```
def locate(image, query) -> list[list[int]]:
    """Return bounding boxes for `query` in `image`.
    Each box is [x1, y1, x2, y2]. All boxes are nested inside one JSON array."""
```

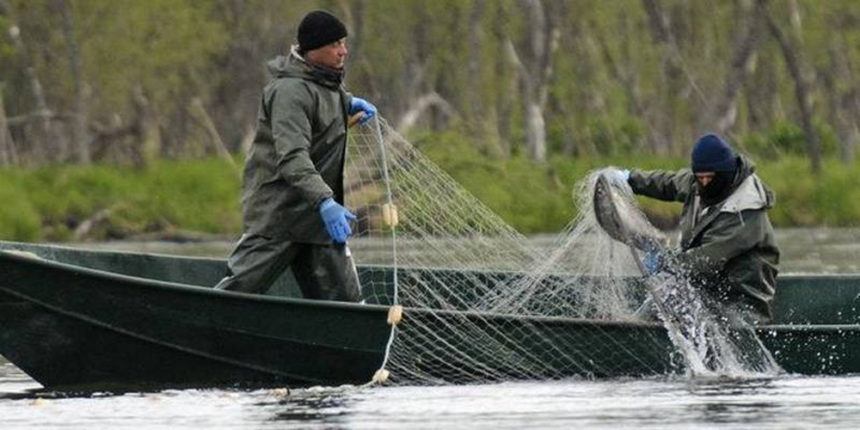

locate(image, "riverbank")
[[1, 154, 858, 242]]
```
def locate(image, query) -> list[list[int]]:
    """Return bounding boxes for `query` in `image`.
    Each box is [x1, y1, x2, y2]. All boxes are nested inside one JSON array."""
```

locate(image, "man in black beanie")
[[611, 133, 780, 324], [214, 10, 376, 301]]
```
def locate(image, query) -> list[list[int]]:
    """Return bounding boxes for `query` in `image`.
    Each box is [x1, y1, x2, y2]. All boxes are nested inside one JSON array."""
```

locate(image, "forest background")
[[1, 0, 859, 242]]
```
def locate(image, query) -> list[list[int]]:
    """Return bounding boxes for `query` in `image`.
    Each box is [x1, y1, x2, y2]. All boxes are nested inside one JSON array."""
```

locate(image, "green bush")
[[141, 159, 242, 233], [420, 134, 860, 232], [757, 157, 817, 226], [584, 116, 646, 157], [760, 157, 860, 227], [0, 159, 241, 241], [1, 132, 859, 243], [0, 173, 41, 241], [741, 120, 840, 161]]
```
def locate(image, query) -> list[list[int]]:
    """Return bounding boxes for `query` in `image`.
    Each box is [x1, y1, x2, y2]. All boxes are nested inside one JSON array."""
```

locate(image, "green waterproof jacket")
[[628, 155, 780, 322], [241, 49, 352, 244]]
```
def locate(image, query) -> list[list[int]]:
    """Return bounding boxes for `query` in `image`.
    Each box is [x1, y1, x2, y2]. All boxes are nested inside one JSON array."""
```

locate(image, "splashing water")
[[588, 168, 782, 378]]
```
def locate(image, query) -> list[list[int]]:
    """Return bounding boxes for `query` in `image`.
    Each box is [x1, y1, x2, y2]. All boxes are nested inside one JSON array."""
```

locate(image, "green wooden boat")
[[1, 241, 859, 391]]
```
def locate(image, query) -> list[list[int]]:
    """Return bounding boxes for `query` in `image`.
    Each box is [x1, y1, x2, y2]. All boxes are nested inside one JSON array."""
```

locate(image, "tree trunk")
[[760, 0, 820, 174], [507, 0, 559, 163], [492, 3, 514, 158], [239, 123, 255, 157], [709, 1, 765, 135], [641, 0, 681, 154], [823, 43, 854, 164], [525, 96, 546, 161], [190, 97, 238, 170], [466, 0, 484, 123], [7, 16, 56, 163], [465, 0, 503, 158], [0, 86, 18, 165], [828, 21, 858, 164], [589, 15, 656, 154], [641, 0, 707, 154], [133, 86, 160, 167], [839, 87, 860, 164], [57, 0, 89, 164]]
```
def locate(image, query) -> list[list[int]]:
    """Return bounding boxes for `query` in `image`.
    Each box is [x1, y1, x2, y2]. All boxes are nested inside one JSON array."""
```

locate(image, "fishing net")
[[344, 117, 779, 384]]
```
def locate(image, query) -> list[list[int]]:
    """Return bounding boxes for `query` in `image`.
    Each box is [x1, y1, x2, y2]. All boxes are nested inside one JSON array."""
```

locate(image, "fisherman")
[[215, 10, 376, 301], [612, 134, 780, 324]]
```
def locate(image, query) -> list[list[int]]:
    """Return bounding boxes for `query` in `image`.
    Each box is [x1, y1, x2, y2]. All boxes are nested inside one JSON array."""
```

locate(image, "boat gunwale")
[[4, 240, 860, 282], [3, 242, 860, 331], [0, 248, 389, 315]]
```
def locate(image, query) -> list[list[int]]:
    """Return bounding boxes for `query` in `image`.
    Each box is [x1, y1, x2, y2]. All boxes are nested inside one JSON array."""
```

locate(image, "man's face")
[[695, 172, 715, 187], [306, 38, 348, 69]]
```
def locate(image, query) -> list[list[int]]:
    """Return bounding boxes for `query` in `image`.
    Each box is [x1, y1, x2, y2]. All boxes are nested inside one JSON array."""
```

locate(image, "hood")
[[719, 154, 775, 213], [265, 46, 344, 88], [265, 55, 296, 79]]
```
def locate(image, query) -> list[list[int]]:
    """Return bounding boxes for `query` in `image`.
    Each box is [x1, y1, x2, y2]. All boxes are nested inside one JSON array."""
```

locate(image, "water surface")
[[3, 229, 860, 428], [70, 227, 860, 274], [3, 360, 859, 429]]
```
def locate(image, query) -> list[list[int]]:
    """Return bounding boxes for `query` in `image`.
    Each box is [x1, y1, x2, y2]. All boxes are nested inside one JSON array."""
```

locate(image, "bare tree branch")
[[189, 97, 238, 171], [397, 91, 460, 134]]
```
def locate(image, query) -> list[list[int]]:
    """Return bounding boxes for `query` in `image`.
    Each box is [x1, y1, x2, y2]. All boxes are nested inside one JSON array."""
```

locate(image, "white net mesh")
[[344, 118, 779, 384]]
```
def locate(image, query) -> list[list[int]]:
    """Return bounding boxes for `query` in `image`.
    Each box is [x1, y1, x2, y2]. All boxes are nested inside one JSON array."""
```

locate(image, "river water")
[[3, 363, 860, 429], [3, 228, 860, 429]]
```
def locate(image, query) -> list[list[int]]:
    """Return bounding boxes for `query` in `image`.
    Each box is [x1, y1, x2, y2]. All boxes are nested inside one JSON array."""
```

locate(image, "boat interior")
[[2, 241, 859, 326]]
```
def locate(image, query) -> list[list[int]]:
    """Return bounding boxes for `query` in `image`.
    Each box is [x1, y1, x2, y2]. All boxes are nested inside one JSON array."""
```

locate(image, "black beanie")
[[298, 10, 347, 52], [691, 134, 737, 173]]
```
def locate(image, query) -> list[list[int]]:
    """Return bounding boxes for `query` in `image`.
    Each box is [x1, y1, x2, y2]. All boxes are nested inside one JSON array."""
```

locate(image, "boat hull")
[[2, 241, 860, 390], [0, 249, 392, 391]]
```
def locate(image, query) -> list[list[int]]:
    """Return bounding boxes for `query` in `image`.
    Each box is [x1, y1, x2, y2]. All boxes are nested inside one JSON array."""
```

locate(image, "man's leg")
[[291, 243, 362, 302], [214, 233, 300, 294]]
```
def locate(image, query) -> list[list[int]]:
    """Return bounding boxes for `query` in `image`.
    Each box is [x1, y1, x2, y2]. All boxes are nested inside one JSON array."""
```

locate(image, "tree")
[[760, 0, 821, 173], [56, 0, 87, 164], [506, 0, 559, 162], [706, 0, 766, 137]]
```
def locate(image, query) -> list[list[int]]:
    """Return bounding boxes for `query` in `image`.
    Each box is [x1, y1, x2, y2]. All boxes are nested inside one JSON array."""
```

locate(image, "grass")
[[0, 141, 858, 242], [0, 159, 241, 241]]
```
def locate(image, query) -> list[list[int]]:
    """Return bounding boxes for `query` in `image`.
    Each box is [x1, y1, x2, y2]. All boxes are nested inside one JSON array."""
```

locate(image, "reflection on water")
[[262, 387, 354, 424], [0, 360, 40, 398], [3, 356, 860, 429], [3, 357, 795, 429]]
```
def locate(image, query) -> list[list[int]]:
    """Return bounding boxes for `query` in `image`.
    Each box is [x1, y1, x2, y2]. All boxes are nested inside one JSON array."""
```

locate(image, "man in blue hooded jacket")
[[616, 134, 780, 323]]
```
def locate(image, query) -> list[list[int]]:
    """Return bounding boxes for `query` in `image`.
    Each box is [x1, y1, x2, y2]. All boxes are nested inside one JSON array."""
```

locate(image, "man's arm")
[[270, 82, 333, 208], [628, 168, 694, 203]]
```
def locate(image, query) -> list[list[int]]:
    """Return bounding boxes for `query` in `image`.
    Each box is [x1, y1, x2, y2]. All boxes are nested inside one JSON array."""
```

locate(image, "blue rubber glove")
[[319, 198, 357, 244], [349, 96, 377, 125], [643, 249, 663, 275]]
